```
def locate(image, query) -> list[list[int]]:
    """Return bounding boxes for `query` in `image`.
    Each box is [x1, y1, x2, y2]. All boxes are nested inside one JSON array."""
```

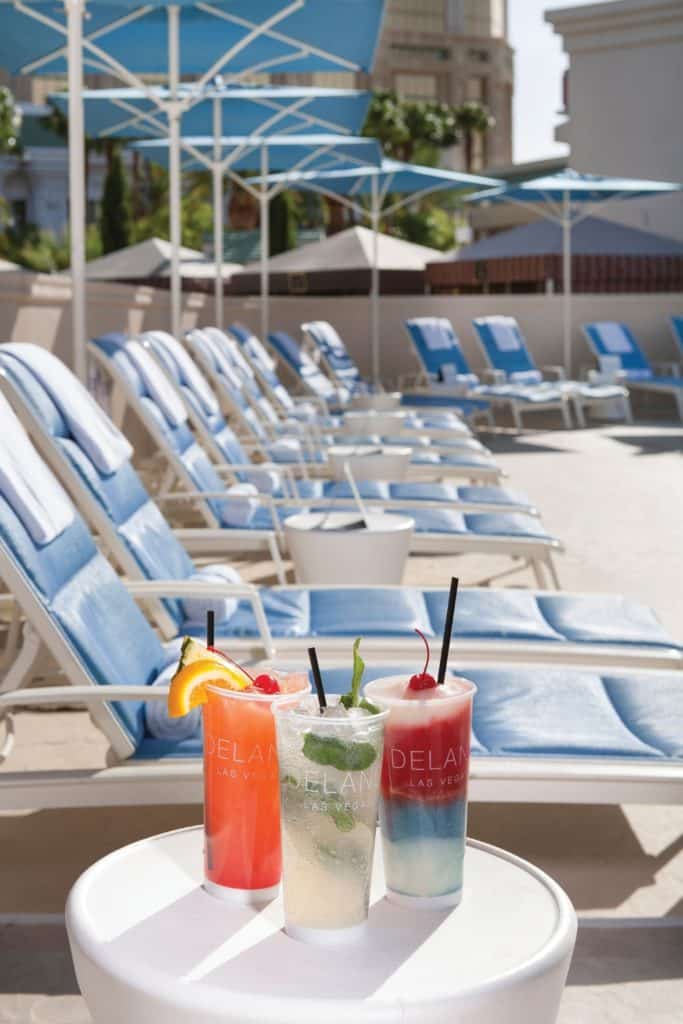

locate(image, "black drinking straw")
[[206, 610, 215, 649], [437, 577, 459, 686], [308, 646, 327, 714]]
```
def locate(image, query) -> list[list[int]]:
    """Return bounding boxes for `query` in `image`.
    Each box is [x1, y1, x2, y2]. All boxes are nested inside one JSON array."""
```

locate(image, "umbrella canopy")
[[0, 0, 386, 375], [454, 215, 683, 261], [231, 224, 443, 296], [259, 157, 500, 210], [466, 169, 683, 371], [85, 237, 241, 281], [243, 225, 442, 273], [49, 85, 370, 140], [132, 134, 382, 174], [0, 1, 385, 78], [254, 157, 502, 382], [468, 169, 682, 206]]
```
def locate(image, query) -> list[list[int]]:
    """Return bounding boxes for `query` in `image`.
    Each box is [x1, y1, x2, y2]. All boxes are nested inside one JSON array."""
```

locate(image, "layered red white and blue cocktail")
[[364, 658, 475, 907]]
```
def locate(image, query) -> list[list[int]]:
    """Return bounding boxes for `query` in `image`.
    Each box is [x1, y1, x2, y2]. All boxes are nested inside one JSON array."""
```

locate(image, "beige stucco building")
[[546, 0, 683, 240], [279, 1, 514, 171]]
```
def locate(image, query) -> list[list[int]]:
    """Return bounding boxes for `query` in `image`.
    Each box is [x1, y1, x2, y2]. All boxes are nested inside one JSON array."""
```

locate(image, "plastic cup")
[[363, 674, 476, 909], [202, 677, 308, 904], [273, 695, 388, 944]]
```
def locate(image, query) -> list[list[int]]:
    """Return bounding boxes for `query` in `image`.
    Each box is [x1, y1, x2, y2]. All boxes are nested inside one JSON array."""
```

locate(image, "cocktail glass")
[[203, 675, 308, 903], [363, 674, 476, 908], [273, 695, 388, 943]]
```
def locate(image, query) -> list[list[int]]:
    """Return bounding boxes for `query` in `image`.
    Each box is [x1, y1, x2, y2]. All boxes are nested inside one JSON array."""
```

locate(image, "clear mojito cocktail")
[[364, 642, 475, 907], [274, 695, 388, 942]]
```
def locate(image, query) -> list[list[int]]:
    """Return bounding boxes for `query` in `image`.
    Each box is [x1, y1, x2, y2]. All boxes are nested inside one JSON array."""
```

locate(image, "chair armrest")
[[0, 685, 169, 711], [542, 365, 567, 381], [482, 368, 507, 385], [652, 361, 681, 377]]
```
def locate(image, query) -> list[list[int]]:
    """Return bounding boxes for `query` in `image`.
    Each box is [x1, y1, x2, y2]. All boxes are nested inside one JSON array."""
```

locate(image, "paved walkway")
[[1, 422, 682, 1021]]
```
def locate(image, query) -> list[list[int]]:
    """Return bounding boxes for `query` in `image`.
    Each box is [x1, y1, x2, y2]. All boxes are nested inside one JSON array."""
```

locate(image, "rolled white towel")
[[220, 482, 260, 527], [180, 563, 243, 626]]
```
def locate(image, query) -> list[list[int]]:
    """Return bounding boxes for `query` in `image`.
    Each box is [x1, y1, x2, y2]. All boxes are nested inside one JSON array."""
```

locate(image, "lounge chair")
[[184, 328, 505, 484], [405, 316, 575, 431], [0, 403, 679, 811], [583, 321, 683, 422], [198, 324, 491, 458], [13, 342, 562, 587], [229, 321, 481, 445], [473, 316, 632, 427], [269, 328, 493, 424], [147, 332, 536, 519]]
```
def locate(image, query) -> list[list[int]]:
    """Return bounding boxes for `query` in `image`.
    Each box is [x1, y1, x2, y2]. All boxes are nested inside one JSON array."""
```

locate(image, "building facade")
[[546, 0, 683, 241]]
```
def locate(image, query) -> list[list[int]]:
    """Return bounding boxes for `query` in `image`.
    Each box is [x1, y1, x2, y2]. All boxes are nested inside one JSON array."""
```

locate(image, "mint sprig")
[[302, 732, 376, 771], [340, 637, 375, 711]]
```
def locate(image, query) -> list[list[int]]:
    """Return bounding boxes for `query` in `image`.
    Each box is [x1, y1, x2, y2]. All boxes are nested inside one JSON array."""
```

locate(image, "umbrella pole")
[[260, 144, 269, 343], [562, 192, 572, 375], [66, 0, 87, 381], [168, 5, 181, 339], [212, 97, 223, 330], [370, 174, 380, 388]]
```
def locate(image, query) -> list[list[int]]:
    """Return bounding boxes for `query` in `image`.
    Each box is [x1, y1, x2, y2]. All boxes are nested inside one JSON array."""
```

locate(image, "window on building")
[[467, 48, 490, 64], [394, 73, 439, 101], [465, 75, 488, 103], [386, 0, 444, 34], [390, 43, 450, 62]]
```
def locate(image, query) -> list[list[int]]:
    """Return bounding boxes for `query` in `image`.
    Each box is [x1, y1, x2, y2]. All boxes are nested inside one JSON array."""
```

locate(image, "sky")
[[509, 0, 600, 164]]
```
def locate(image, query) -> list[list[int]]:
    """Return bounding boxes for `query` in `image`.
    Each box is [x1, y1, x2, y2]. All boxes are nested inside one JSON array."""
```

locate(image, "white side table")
[[327, 445, 413, 481], [67, 826, 576, 1024], [341, 410, 409, 436], [350, 392, 402, 412], [284, 511, 414, 584]]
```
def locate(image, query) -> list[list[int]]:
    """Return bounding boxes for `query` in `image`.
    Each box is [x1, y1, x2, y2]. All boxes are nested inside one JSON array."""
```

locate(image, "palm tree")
[[454, 102, 495, 172]]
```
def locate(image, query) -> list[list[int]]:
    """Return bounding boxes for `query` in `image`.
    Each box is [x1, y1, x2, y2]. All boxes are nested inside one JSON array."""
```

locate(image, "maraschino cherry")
[[253, 673, 281, 694], [408, 629, 438, 691]]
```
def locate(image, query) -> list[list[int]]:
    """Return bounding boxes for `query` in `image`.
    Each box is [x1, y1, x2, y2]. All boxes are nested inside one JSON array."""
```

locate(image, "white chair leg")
[[531, 558, 546, 588], [622, 395, 634, 424], [561, 399, 574, 429], [510, 402, 523, 432], [545, 554, 562, 591], [0, 621, 42, 695]]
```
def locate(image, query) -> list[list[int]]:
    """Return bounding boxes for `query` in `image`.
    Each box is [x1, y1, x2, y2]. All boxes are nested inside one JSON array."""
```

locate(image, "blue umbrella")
[[465, 169, 683, 372], [134, 133, 383, 341], [255, 158, 501, 382], [0, 0, 386, 374], [50, 84, 371, 326]]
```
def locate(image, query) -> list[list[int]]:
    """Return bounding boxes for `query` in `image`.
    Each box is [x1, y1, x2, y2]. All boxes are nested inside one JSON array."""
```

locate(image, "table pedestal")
[[67, 826, 576, 1024]]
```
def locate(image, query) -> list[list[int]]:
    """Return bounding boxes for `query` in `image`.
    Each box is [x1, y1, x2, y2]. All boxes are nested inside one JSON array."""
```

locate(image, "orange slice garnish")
[[167, 658, 252, 717]]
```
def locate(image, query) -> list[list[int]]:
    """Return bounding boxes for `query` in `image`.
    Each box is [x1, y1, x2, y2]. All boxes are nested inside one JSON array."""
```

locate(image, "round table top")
[[328, 444, 413, 458], [283, 511, 414, 534], [67, 827, 576, 1024]]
